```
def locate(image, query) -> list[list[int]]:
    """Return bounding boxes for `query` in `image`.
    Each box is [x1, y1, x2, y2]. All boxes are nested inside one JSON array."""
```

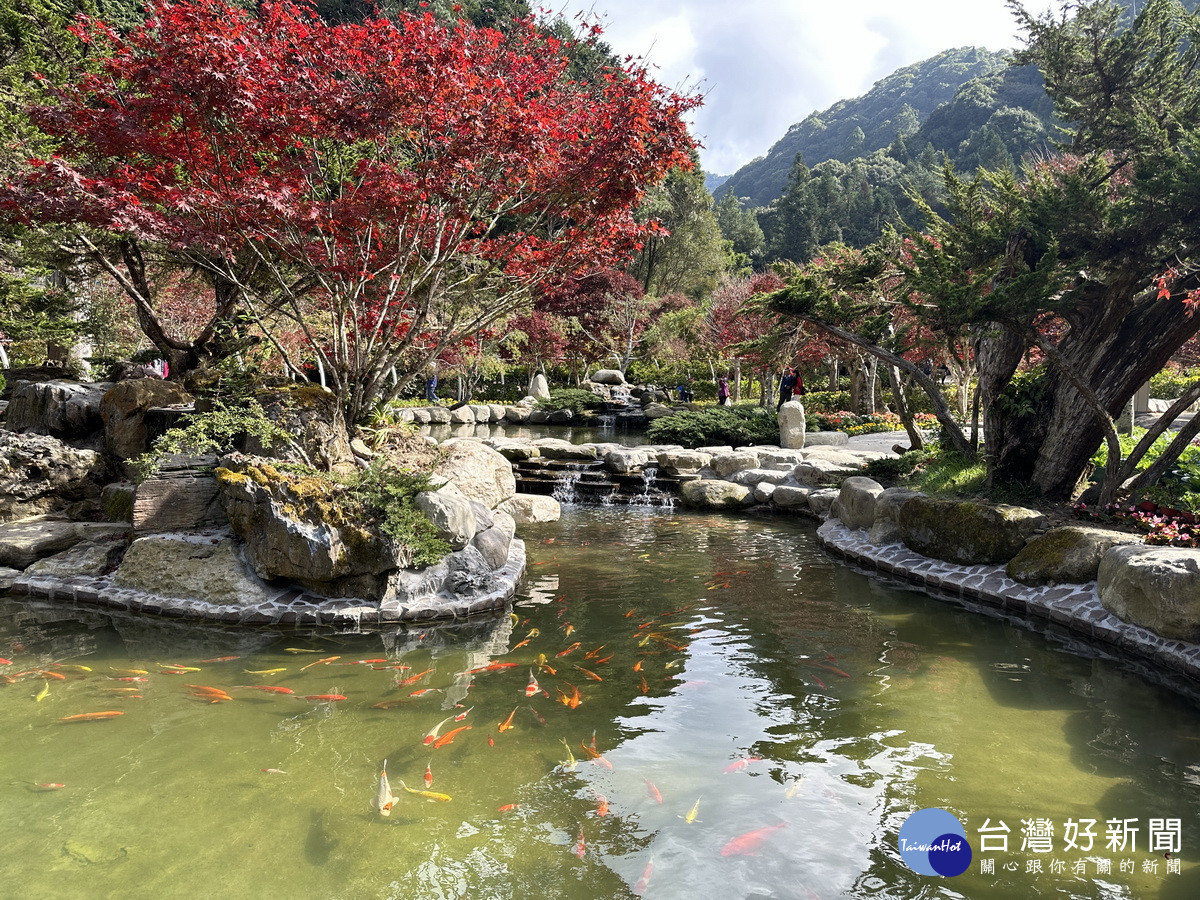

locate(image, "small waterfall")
[[552, 470, 582, 503], [631, 465, 676, 507]]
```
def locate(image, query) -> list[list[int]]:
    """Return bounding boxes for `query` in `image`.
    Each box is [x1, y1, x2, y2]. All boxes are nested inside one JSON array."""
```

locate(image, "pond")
[[1, 506, 1197, 900]]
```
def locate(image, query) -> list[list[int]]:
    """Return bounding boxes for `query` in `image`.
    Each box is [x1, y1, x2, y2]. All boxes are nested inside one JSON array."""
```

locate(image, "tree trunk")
[[889, 365, 924, 450], [986, 290, 1200, 498]]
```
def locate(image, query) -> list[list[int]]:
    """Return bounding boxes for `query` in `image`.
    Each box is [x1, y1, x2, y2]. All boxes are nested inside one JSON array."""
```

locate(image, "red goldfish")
[[397, 668, 433, 686], [242, 685, 294, 694], [556, 643, 580, 658], [643, 778, 663, 804], [304, 694, 347, 701], [720, 823, 787, 857], [633, 860, 654, 896], [723, 756, 762, 774]]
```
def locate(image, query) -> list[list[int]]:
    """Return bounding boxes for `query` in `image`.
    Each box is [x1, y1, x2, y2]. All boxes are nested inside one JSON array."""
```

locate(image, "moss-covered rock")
[[247, 383, 355, 475], [216, 453, 411, 599], [1007, 526, 1142, 586], [898, 497, 1047, 565]]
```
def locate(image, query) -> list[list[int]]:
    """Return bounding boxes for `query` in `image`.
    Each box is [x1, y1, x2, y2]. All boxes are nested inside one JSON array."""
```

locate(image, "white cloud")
[[560, 0, 1061, 175]]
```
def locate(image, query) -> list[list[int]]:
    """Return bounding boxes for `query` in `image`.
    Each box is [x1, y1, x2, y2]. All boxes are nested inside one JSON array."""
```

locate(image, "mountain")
[[719, 47, 1009, 207], [704, 172, 730, 193]]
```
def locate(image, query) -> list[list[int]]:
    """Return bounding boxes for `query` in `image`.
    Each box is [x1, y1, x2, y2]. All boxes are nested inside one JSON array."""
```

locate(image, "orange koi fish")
[[556, 643, 580, 658], [101, 687, 142, 694], [536, 654, 557, 676], [37, 670, 67, 681], [556, 683, 582, 709], [591, 654, 614, 665], [284, 648, 325, 653], [624, 609, 636, 618], [811, 675, 829, 690], [371, 664, 411, 671], [424, 762, 433, 789], [632, 660, 644, 672], [299, 656, 341, 671], [596, 795, 609, 817], [432, 725, 471, 749], [573, 666, 603, 682], [242, 685, 294, 694], [109, 668, 148, 676], [52, 664, 92, 673], [199, 656, 239, 662], [633, 860, 654, 896], [723, 756, 763, 774], [527, 705, 546, 726], [422, 715, 456, 745], [561, 624, 575, 636], [345, 659, 387, 665], [498, 708, 518, 732], [643, 778, 663, 804], [573, 828, 586, 859], [159, 664, 201, 673], [512, 639, 531, 650], [638, 675, 649, 694], [58, 711, 124, 723], [525, 671, 540, 697], [584, 645, 606, 659], [114, 676, 148, 683], [304, 694, 347, 701], [409, 688, 441, 697], [453, 706, 473, 721], [458, 662, 517, 676], [497, 803, 520, 812], [397, 668, 433, 686], [261, 768, 288, 775], [720, 823, 788, 857], [186, 685, 233, 702]]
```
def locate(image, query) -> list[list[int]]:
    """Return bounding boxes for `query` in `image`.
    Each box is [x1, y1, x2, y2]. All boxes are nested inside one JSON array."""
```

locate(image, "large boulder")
[[801, 431, 849, 447], [449, 405, 475, 425], [590, 369, 626, 386], [642, 403, 675, 420], [712, 451, 759, 478], [415, 489, 476, 550], [216, 455, 410, 598], [656, 449, 712, 473], [0, 518, 127, 569], [1098, 545, 1200, 641], [433, 439, 516, 510], [1007, 526, 1143, 586], [778, 400, 806, 450], [24, 537, 127, 578], [534, 439, 597, 461], [868, 488, 925, 545], [898, 498, 1047, 565], [100, 378, 193, 459], [833, 476, 885, 530], [498, 493, 561, 524], [793, 457, 861, 486], [530, 374, 551, 401], [772, 485, 813, 509], [807, 488, 840, 516], [111, 532, 276, 607], [730, 468, 791, 488], [472, 510, 515, 569], [680, 479, 753, 510], [604, 448, 652, 473], [245, 383, 355, 474], [0, 432, 108, 522], [7, 380, 112, 438]]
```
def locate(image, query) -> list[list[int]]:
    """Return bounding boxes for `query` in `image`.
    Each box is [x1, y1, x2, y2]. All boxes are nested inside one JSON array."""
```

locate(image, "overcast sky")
[[559, 1, 1062, 175]]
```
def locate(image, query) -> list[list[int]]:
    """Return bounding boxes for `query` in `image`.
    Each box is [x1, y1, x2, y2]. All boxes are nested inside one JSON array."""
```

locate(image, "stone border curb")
[[816, 520, 1200, 685], [7, 539, 525, 628]]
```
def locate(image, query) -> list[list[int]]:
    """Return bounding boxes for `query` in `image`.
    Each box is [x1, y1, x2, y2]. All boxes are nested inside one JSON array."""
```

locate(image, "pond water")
[[1, 507, 1198, 900]]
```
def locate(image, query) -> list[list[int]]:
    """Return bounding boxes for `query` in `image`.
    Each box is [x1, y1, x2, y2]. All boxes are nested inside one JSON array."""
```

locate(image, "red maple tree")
[[3, 0, 698, 422]]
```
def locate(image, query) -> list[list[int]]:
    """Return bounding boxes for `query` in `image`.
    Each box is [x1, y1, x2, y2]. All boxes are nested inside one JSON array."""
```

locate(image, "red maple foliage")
[[3, 0, 698, 421]]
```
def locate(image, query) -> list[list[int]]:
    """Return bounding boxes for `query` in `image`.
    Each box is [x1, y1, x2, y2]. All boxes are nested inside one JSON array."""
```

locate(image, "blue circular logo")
[[898, 808, 972, 877]]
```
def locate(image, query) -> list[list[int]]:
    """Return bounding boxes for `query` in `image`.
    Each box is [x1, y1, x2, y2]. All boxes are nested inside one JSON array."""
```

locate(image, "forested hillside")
[[718, 47, 1008, 208]]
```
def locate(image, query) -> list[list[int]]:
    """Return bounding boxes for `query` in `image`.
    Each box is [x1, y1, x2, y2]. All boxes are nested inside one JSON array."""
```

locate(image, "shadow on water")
[[305, 808, 339, 867]]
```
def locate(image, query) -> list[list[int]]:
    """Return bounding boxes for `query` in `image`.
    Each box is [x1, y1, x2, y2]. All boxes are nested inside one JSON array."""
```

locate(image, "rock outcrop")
[[498, 493, 562, 524], [1098, 545, 1200, 641], [1007, 526, 1142, 586], [111, 532, 276, 607], [100, 378, 193, 459], [898, 498, 1047, 565], [7, 380, 112, 438], [245, 383, 355, 474], [432, 440, 516, 510], [833, 477, 885, 530], [0, 431, 108, 522], [680, 479, 753, 509]]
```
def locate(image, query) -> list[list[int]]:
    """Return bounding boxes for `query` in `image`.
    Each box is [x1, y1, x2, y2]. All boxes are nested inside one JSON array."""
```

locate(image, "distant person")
[[936, 364, 950, 385], [425, 371, 439, 403], [717, 375, 730, 406], [777, 367, 798, 410]]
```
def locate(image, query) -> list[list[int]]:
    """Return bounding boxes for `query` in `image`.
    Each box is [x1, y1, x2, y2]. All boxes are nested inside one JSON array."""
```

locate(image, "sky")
[[559, 1, 1061, 175]]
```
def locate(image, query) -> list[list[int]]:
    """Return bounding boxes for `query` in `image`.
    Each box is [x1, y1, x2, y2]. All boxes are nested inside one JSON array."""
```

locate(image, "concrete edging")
[[816, 520, 1200, 684]]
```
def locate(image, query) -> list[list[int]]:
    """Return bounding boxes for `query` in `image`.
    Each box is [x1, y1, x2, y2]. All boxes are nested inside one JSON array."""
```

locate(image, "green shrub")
[[346, 461, 450, 566], [1149, 366, 1200, 400], [864, 449, 935, 482], [538, 388, 605, 416], [130, 400, 295, 482], [646, 405, 777, 448], [798, 390, 851, 412]]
